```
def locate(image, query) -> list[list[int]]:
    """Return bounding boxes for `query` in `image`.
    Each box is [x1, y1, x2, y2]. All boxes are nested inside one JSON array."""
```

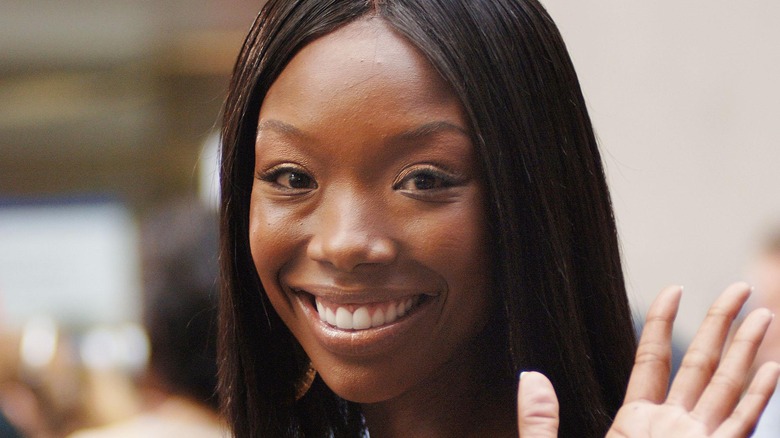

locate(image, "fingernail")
[[518, 371, 527, 380]]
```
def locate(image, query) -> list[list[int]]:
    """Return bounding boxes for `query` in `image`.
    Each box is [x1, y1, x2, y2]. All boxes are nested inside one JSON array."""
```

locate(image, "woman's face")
[[249, 18, 493, 403]]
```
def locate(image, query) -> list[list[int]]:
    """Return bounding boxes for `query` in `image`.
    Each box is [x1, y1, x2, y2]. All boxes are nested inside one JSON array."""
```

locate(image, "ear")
[[517, 371, 559, 437]]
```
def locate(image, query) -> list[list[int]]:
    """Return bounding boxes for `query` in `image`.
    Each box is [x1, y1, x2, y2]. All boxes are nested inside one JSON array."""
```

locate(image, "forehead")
[[260, 17, 460, 124]]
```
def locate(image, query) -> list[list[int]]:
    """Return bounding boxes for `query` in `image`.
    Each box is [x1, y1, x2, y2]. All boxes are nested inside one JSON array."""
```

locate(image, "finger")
[[693, 308, 773, 429], [667, 282, 752, 409], [517, 371, 559, 438], [712, 361, 780, 438], [623, 285, 682, 404]]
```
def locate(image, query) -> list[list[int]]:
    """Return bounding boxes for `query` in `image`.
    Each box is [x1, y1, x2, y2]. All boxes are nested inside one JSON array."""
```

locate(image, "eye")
[[279, 171, 314, 189], [257, 165, 317, 192], [405, 173, 446, 190], [394, 166, 458, 192]]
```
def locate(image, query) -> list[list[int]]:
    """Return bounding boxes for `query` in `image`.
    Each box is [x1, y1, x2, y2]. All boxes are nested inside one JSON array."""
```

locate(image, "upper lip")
[[288, 283, 436, 305]]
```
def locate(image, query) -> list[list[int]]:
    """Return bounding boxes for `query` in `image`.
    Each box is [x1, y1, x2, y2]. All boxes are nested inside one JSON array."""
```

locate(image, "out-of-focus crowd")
[[0, 198, 228, 437]]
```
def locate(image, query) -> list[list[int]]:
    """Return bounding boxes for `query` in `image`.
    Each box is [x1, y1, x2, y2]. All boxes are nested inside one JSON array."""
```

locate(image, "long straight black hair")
[[219, 0, 637, 436]]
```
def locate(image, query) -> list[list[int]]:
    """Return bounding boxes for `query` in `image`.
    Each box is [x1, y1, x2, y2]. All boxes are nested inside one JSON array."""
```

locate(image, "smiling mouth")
[[302, 293, 424, 331]]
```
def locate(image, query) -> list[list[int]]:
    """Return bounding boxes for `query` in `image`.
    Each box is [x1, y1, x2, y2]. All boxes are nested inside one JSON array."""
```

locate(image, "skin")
[[750, 252, 780, 364], [518, 282, 780, 437], [249, 18, 513, 437]]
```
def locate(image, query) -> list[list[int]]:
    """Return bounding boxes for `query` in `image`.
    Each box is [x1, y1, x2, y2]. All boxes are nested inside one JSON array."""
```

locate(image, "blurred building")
[[0, 0, 260, 211]]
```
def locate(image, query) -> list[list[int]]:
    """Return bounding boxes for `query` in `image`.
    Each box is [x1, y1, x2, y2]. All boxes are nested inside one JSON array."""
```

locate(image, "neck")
[[361, 327, 516, 438]]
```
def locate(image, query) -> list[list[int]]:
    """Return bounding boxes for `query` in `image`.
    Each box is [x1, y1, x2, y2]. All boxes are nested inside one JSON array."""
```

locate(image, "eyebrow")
[[392, 121, 470, 142], [256, 119, 309, 140], [256, 119, 469, 143]]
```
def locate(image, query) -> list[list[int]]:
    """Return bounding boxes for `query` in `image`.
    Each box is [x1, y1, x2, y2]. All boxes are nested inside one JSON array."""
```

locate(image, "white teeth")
[[325, 307, 336, 326], [397, 300, 407, 317], [315, 296, 419, 330], [385, 303, 397, 323], [335, 307, 353, 330], [371, 308, 385, 327], [352, 307, 371, 330]]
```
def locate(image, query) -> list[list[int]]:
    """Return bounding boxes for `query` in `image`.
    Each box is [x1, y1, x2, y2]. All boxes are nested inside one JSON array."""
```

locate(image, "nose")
[[306, 190, 398, 272]]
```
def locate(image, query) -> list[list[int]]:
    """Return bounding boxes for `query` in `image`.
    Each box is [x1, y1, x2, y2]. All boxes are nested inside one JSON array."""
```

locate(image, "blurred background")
[[0, 1, 256, 436], [0, 0, 778, 436], [544, 0, 780, 335]]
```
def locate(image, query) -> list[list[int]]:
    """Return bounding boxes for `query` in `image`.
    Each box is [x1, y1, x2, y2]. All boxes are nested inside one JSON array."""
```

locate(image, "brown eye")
[[412, 173, 440, 190], [282, 171, 314, 189], [258, 165, 317, 192], [396, 169, 455, 192]]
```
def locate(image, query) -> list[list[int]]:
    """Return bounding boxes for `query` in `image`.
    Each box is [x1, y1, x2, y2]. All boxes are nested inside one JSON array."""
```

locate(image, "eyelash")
[[393, 166, 460, 192], [256, 164, 462, 196], [257, 165, 317, 191]]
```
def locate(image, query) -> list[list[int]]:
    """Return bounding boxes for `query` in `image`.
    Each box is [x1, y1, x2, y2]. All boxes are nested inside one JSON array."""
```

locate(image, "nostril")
[[305, 194, 399, 270], [306, 232, 398, 272]]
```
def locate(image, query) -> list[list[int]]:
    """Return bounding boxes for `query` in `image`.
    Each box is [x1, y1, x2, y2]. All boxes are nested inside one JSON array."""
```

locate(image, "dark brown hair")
[[219, 0, 637, 436]]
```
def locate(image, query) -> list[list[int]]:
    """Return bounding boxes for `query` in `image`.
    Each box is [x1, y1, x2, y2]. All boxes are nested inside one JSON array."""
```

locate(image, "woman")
[[218, 0, 778, 436]]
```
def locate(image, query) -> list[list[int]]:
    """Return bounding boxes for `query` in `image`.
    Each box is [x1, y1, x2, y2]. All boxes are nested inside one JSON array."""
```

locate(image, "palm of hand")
[[608, 402, 711, 437]]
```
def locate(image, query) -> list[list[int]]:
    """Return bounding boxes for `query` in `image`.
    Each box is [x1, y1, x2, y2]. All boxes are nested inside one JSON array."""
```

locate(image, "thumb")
[[517, 371, 559, 438]]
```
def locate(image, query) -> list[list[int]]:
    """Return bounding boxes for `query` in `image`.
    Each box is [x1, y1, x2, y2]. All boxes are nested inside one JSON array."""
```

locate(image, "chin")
[[314, 361, 416, 404]]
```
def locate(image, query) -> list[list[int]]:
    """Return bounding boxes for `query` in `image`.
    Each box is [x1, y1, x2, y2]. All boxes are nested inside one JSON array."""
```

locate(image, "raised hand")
[[517, 370, 559, 437], [517, 282, 780, 437]]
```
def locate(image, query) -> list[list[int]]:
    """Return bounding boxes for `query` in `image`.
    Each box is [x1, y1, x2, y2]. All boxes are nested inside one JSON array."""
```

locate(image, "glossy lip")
[[291, 286, 438, 357]]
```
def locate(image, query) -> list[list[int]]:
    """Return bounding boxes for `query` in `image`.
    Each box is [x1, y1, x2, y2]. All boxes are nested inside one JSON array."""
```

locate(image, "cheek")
[[248, 195, 312, 335], [423, 193, 490, 271], [408, 198, 493, 316], [248, 195, 300, 290]]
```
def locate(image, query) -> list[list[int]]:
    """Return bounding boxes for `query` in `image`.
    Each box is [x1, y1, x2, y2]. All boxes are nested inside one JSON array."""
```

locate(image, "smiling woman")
[[250, 19, 495, 415], [217, 1, 779, 437]]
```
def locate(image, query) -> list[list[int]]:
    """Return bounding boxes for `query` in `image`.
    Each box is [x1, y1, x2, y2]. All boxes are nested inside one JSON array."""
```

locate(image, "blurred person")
[[0, 409, 22, 438], [749, 228, 780, 437], [0, 327, 23, 438], [69, 198, 226, 438], [0, 380, 54, 438], [0, 298, 51, 437]]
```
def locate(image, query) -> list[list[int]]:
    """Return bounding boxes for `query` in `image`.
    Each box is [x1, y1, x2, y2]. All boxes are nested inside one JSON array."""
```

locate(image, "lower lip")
[[295, 292, 434, 357]]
